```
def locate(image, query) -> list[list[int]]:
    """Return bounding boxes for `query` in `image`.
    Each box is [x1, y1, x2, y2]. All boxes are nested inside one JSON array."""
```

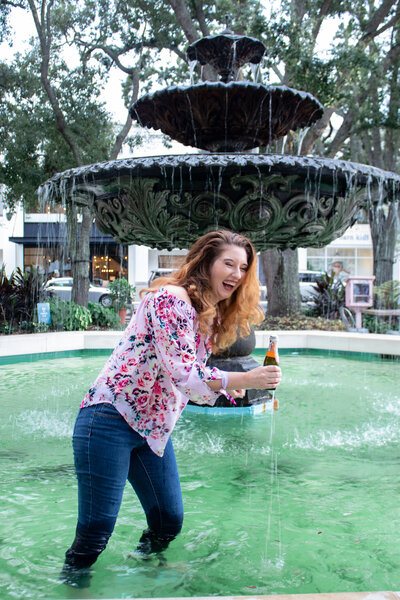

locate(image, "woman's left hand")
[[229, 389, 246, 399]]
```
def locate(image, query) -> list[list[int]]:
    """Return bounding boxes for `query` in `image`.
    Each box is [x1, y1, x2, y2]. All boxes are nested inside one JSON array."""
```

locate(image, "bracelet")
[[220, 371, 229, 390]]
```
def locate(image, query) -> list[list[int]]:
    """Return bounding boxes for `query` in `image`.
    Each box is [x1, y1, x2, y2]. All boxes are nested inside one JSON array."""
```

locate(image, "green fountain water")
[[1, 350, 399, 599]]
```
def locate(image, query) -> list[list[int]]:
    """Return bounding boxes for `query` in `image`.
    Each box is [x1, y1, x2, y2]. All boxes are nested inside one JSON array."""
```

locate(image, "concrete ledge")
[[255, 330, 400, 355], [133, 593, 400, 600], [1, 329, 399, 358], [0, 330, 86, 357]]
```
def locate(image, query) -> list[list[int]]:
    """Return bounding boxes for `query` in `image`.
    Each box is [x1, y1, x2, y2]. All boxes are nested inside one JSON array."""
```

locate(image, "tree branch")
[[326, 109, 356, 157], [363, 4, 400, 42], [1, 0, 26, 7], [193, 0, 210, 37], [110, 66, 141, 160], [311, 0, 333, 44], [361, 0, 399, 43], [27, 0, 83, 165], [300, 107, 334, 155], [85, 43, 137, 74], [168, 0, 200, 44], [167, 0, 217, 79]]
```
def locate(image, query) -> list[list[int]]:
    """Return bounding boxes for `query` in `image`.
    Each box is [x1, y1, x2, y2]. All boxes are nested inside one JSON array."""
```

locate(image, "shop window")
[[306, 245, 373, 277], [307, 248, 325, 257], [92, 248, 128, 284], [24, 247, 70, 277], [306, 257, 325, 272], [158, 255, 186, 269]]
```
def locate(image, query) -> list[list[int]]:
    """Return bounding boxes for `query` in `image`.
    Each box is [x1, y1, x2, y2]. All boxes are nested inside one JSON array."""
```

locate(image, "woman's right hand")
[[246, 365, 282, 390]]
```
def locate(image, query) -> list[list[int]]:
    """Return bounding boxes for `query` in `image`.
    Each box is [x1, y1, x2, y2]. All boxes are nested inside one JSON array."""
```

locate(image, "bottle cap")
[[269, 335, 278, 342]]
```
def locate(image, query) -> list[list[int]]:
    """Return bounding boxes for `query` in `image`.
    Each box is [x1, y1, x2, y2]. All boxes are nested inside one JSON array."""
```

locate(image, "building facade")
[[1, 204, 399, 289]]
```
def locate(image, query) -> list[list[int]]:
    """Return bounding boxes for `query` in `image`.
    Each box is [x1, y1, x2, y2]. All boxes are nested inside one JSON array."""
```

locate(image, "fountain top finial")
[[221, 14, 234, 35], [186, 21, 266, 83]]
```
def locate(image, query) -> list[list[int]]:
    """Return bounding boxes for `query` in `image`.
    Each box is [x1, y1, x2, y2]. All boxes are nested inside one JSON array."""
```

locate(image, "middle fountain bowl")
[[131, 81, 324, 152]]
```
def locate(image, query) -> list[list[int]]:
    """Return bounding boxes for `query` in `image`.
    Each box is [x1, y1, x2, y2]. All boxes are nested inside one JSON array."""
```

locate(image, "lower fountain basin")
[[1, 347, 400, 598], [39, 153, 400, 250]]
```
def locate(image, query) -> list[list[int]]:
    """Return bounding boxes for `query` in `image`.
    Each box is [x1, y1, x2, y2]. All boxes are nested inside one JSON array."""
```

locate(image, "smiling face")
[[209, 244, 249, 304]]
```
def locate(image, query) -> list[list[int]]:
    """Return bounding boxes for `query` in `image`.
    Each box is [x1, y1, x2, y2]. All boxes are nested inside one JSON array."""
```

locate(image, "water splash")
[[189, 60, 197, 85], [288, 421, 400, 451], [13, 410, 73, 438], [251, 63, 260, 83], [263, 411, 284, 570]]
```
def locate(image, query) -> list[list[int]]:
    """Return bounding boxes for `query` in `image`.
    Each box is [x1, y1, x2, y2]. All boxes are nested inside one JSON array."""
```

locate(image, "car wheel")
[[99, 295, 112, 308]]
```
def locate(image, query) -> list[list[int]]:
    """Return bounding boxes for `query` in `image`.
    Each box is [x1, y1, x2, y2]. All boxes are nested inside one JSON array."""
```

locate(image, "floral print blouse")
[[81, 287, 228, 456]]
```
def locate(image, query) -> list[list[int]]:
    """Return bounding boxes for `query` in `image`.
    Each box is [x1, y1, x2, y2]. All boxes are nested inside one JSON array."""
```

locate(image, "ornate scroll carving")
[[75, 172, 366, 250]]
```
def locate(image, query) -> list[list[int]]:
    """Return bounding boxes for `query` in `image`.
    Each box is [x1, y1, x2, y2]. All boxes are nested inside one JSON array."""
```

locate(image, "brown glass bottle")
[[264, 335, 279, 410]]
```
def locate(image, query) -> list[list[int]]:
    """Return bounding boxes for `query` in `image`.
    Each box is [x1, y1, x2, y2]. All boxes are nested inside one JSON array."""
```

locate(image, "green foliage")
[[0, 264, 126, 333], [0, 265, 17, 324], [0, 264, 47, 326], [260, 314, 346, 331], [109, 277, 136, 310], [0, 41, 115, 211], [361, 313, 398, 335], [311, 272, 346, 320], [48, 297, 92, 331], [374, 280, 400, 310], [13, 266, 48, 322], [88, 302, 121, 328]]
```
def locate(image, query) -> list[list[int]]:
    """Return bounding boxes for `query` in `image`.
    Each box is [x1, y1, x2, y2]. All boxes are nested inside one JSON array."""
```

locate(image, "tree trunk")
[[71, 206, 92, 306], [369, 202, 400, 286], [260, 248, 301, 316]]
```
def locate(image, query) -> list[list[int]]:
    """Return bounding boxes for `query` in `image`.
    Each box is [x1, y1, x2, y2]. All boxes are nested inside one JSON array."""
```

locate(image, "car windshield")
[[47, 278, 108, 288], [47, 279, 72, 287]]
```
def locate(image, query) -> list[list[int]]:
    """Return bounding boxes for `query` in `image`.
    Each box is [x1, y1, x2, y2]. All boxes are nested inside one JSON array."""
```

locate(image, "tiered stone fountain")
[[39, 24, 400, 408]]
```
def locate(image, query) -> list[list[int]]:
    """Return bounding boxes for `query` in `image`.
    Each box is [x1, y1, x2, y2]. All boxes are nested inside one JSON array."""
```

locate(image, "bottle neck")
[[268, 341, 278, 355]]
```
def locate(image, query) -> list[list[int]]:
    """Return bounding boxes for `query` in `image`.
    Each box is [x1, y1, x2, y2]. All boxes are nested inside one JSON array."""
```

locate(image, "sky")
[[3, 5, 197, 156], [2, 2, 339, 158]]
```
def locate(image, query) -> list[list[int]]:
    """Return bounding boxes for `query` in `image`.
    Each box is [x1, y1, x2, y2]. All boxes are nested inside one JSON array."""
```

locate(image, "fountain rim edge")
[[37, 153, 400, 192], [132, 80, 324, 109]]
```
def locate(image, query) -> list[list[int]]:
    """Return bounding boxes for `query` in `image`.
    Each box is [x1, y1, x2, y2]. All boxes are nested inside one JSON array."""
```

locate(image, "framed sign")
[[37, 303, 51, 324]]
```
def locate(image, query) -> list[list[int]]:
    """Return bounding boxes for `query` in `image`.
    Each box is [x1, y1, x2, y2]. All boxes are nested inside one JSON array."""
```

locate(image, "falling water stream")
[[1, 349, 400, 599]]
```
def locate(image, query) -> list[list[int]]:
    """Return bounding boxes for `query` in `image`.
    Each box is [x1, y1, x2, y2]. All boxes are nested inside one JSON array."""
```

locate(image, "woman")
[[63, 230, 281, 573]]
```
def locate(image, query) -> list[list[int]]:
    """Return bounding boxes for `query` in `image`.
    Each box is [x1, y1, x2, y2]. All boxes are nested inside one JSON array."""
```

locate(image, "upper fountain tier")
[[131, 28, 323, 152], [186, 22, 266, 83]]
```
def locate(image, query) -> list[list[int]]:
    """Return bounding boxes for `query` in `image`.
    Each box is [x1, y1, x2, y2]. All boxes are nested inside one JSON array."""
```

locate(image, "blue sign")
[[37, 303, 51, 324]]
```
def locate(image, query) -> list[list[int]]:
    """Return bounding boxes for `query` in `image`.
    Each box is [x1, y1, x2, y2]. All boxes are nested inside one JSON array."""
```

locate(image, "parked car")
[[147, 269, 324, 303], [44, 277, 113, 307], [260, 271, 324, 303], [148, 268, 174, 286], [299, 270, 325, 301]]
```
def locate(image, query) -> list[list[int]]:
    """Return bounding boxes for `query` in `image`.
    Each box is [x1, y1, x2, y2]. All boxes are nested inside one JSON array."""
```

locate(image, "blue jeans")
[[64, 403, 184, 569]]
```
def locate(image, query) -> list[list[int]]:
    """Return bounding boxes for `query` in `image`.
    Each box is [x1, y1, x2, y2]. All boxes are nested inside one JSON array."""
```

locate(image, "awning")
[[9, 222, 119, 245]]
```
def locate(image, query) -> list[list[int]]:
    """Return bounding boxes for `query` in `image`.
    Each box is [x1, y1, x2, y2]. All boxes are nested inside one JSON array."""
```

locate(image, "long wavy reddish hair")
[[141, 230, 264, 352]]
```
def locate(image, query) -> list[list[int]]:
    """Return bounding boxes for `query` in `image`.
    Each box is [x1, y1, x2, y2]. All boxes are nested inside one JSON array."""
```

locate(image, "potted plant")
[[109, 277, 136, 324]]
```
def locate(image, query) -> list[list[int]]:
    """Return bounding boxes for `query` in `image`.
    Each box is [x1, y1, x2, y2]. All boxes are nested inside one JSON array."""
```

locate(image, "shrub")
[[109, 277, 136, 310], [374, 280, 400, 309], [362, 313, 392, 334], [0, 266, 18, 325], [88, 302, 121, 328], [13, 266, 48, 322], [0, 264, 47, 327], [259, 314, 346, 331], [48, 298, 92, 331], [311, 272, 345, 319]]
